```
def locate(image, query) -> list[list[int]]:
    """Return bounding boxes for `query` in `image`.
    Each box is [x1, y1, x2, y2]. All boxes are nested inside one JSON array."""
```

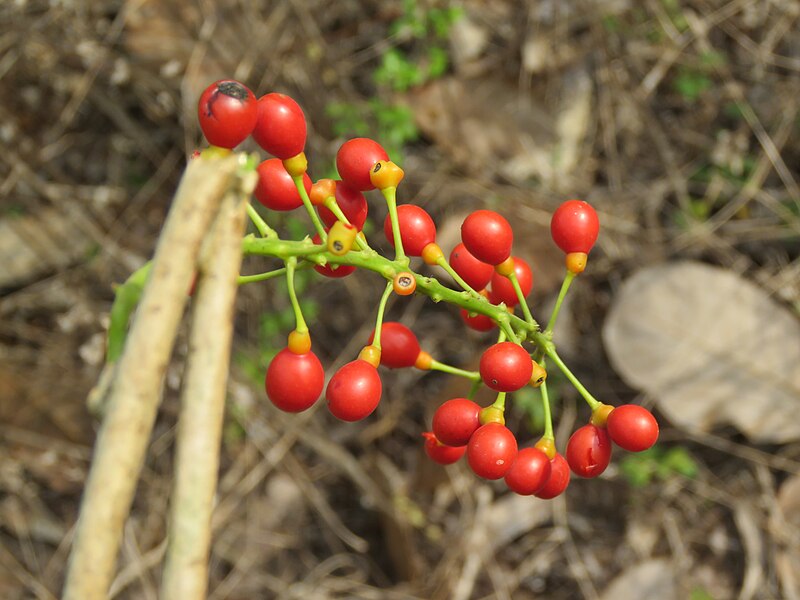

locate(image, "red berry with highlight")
[[265, 348, 325, 412], [449, 243, 493, 291], [504, 447, 552, 495], [432, 398, 481, 447], [566, 424, 612, 478], [607, 405, 659, 452], [368, 322, 420, 369], [254, 158, 312, 211], [252, 93, 307, 159], [467, 423, 518, 480], [550, 200, 600, 254], [197, 80, 257, 149], [326, 359, 382, 422], [479, 342, 533, 392], [336, 138, 389, 191], [423, 432, 466, 465], [318, 182, 368, 230], [534, 453, 571, 499], [461, 210, 513, 265], [384, 204, 437, 256], [488, 257, 533, 306]]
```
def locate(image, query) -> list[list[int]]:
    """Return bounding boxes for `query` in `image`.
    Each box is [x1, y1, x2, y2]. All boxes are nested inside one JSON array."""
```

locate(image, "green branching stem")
[[285, 257, 307, 335], [545, 269, 576, 334], [246, 203, 277, 238], [107, 262, 152, 363], [491, 392, 507, 412], [237, 268, 287, 285], [429, 359, 481, 382], [539, 374, 555, 441], [380, 186, 408, 266], [508, 270, 535, 325], [371, 281, 394, 349], [292, 175, 327, 242], [541, 344, 601, 411], [435, 255, 482, 298]]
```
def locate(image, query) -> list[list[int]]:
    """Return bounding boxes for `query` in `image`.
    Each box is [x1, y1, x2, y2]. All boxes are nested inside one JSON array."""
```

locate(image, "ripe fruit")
[[422, 432, 466, 465], [197, 80, 258, 149], [265, 348, 325, 412], [479, 342, 533, 392], [384, 204, 437, 257], [504, 447, 552, 495], [606, 405, 659, 452], [534, 453, 571, 499], [461, 210, 513, 266], [460, 308, 496, 332], [488, 257, 533, 306], [449, 243, 494, 290], [467, 423, 518, 480], [318, 182, 368, 230], [550, 200, 600, 254], [252, 93, 307, 159], [254, 158, 312, 211], [326, 359, 382, 421], [336, 138, 389, 191], [432, 398, 481, 447], [368, 322, 420, 369], [566, 424, 612, 478]]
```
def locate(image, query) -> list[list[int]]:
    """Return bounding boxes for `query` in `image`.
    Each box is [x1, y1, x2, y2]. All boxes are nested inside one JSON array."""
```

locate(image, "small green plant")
[[620, 445, 698, 487]]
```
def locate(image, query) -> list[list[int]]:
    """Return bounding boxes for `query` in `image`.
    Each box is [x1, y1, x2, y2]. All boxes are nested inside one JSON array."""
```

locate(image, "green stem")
[[429, 359, 481, 382], [285, 257, 307, 334], [246, 203, 277, 238], [435, 256, 482, 297], [542, 345, 601, 411], [491, 392, 507, 411], [292, 175, 327, 242], [539, 371, 554, 440], [237, 267, 286, 285], [107, 262, 152, 363], [545, 269, 576, 334], [371, 281, 394, 349], [508, 271, 535, 326], [381, 186, 408, 266], [323, 197, 371, 251]]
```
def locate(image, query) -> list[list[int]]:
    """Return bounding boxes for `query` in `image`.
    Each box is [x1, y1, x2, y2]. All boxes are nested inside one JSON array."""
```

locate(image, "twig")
[[161, 167, 253, 599], [62, 154, 246, 600]]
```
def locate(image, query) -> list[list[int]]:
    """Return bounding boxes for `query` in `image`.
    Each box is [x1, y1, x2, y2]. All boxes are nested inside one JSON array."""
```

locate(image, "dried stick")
[[161, 172, 253, 599], [63, 155, 246, 600]]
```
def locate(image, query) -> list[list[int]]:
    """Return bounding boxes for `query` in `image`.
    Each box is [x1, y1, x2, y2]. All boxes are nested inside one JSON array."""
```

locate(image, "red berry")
[[534, 453, 571, 499], [251, 93, 307, 159], [550, 200, 600, 254], [566, 424, 612, 478], [432, 398, 481, 447], [607, 405, 659, 452], [368, 322, 420, 369], [336, 138, 389, 191], [384, 204, 437, 257], [449, 243, 494, 291], [479, 342, 533, 392], [197, 80, 258, 149], [467, 423, 518, 480], [265, 348, 325, 412], [488, 257, 533, 307], [326, 359, 382, 421], [422, 432, 466, 465], [318, 182, 368, 230], [311, 233, 355, 278], [460, 308, 496, 332], [254, 158, 312, 211], [504, 447, 552, 495], [461, 210, 513, 265]]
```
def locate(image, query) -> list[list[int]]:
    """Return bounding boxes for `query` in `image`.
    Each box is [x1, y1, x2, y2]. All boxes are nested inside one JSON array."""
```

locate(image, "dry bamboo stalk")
[[63, 155, 246, 600], [161, 172, 253, 599]]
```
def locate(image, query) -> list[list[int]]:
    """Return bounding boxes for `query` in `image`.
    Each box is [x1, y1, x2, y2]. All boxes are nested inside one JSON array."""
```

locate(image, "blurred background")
[[1, 0, 799, 598]]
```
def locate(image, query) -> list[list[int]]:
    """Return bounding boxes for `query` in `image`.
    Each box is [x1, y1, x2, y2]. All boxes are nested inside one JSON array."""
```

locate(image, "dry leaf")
[[600, 559, 676, 600], [603, 261, 800, 443]]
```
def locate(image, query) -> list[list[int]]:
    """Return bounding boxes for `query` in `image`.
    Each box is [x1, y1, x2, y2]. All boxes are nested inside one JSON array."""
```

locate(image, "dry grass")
[[1, 0, 799, 598]]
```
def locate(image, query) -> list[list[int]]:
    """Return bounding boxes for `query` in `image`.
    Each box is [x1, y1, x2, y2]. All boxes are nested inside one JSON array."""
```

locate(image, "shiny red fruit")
[[326, 359, 382, 421], [566, 424, 612, 478], [479, 342, 533, 392], [368, 322, 420, 369], [336, 138, 389, 191], [197, 80, 258, 149], [422, 432, 466, 465], [432, 398, 481, 447], [265, 348, 325, 412], [461, 210, 513, 266], [534, 453, 571, 499], [449, 243, 494, 291], [252, 93, 307, 159], [550, 199, 600, 254], [467, 423, 518, 480], [384, 204, 437, 257], [488, 257, 533, 307], [318, 182, 368, 230], [607, 405, 659, 452], [460, 308, 496, 332], [254, 158, 312, 211], [504, 447, 552, 495]]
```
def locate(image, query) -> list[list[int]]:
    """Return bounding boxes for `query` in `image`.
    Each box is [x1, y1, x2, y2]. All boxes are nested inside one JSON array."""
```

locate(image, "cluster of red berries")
[[195, 79, 659, 500]]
